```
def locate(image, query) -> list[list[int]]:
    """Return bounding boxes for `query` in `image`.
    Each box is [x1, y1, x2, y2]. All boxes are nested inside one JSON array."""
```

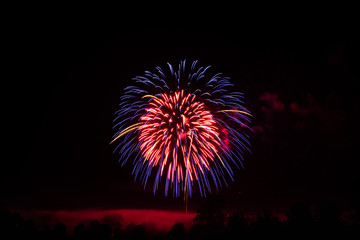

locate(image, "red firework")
[[139, 90, 221, 194]]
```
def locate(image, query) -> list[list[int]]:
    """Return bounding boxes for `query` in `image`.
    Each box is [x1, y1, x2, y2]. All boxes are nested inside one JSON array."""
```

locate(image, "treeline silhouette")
[[1, 201, 359, 239]]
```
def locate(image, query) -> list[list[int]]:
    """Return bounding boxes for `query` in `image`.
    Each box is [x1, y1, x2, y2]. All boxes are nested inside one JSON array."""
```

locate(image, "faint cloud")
[[290, 102, 310, 116], [252, 125, 264, 133], [259, 92, 284, 111], [254, 91, 346, 142]]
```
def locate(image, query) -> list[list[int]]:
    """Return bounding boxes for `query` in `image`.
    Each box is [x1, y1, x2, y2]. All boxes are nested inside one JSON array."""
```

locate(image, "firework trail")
[[111, 60, 251, 198]]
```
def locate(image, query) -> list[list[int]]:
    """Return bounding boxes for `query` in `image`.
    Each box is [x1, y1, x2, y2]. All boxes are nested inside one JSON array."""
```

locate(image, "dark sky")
[[2, 8, 359, 213]]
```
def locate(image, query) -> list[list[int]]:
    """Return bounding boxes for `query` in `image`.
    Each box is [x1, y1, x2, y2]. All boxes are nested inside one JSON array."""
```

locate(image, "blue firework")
[[111, 60, 251, 197]]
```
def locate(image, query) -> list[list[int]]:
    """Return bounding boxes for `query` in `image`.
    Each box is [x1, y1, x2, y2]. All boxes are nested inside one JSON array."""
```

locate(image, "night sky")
[[2, 8, 359, 218]]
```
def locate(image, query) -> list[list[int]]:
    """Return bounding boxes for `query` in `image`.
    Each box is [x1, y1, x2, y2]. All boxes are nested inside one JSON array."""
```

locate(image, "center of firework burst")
[[138, 90, 221, 183]]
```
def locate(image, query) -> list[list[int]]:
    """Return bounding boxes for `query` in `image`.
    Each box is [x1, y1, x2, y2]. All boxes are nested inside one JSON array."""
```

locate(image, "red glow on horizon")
[[17, 209, 196, 232]]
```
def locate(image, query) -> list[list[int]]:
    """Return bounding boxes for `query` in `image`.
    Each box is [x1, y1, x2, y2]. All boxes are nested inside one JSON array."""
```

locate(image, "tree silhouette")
[[286, 202, 314, 237], [315, 202, 346, 238], [1, 203, 360, 239], [73, 223, 85, 240], [190, 194, 226, 240], [40, 225, 52, 240], [253, 211, 282, 239], [130, 225, 146, 240], [168, 223, 185, 240], [226, 211, 249, 239], [52, 222, 67, 240], [86, 220, 112, 240]]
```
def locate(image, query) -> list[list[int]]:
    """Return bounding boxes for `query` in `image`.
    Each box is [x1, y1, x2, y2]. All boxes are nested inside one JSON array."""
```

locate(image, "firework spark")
[[112, 60, 251, 198]]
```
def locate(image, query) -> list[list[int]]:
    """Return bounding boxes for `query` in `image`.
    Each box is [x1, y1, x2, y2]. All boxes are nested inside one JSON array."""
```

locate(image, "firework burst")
[[112, 60, 251, 198]]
